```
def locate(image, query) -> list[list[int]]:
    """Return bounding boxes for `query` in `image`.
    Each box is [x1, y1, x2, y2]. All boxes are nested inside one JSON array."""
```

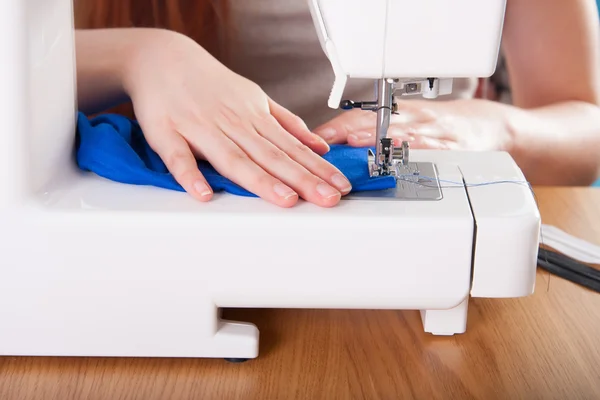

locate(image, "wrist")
[[501, 103, 554, 175], [121, 28, 219, 100], [117, 28, 184, 96]]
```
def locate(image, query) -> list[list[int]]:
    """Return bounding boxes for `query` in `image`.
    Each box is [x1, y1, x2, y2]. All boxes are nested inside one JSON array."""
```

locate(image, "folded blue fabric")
[[75, 112, 396, 197]]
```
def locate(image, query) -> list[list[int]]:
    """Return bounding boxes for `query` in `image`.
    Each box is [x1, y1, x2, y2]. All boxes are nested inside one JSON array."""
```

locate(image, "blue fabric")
[[75, 112, 396, 197]]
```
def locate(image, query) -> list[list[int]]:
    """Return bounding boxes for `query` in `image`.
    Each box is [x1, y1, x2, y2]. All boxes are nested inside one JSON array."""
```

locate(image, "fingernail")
[[353, 131, 373, 139], [314, 135, 331, 151], [316, 182, 340, 199], [274, 183, 297, 200], [331, 173, 352, 194], [194, 180, 212, 197], [349, 132, 373, 143], [317, 128, 336, 141]]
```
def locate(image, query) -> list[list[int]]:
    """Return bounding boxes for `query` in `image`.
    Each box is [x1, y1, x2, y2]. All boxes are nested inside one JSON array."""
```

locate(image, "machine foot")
[[420, 298, 469, 335], [224, 358, 250, 363]]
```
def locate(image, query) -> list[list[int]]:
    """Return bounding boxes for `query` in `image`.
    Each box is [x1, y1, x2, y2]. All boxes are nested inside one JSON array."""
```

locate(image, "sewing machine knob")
[[392, 141, 410, 166], [402, 141, 410, 164], [340, 100, 355, 110]]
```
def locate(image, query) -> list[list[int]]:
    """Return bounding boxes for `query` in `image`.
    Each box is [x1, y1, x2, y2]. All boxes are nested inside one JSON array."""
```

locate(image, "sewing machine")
[[0, 0, 539, 361]]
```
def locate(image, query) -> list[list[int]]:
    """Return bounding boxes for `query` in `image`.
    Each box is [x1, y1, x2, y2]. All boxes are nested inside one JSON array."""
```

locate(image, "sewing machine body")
[[308, 0, 507, 107], [0, 0, 539, 359]]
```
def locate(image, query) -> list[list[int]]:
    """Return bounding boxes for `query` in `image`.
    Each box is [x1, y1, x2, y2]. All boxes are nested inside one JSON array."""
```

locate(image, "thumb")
[[313, 109, 377, 144]]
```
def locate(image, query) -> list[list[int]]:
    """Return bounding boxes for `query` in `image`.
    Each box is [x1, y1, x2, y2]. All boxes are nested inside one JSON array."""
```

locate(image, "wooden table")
[[1, 187, 599, 400]]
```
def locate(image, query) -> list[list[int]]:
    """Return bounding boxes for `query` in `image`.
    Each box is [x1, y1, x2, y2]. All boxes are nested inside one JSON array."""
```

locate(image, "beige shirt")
[[224, 0, 477, 129]]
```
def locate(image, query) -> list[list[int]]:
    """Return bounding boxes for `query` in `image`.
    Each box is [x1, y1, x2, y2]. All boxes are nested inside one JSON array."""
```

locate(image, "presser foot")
[[368, 138, 410, 177], [346, 160, 444, 201], [345, 138, 444, 201]]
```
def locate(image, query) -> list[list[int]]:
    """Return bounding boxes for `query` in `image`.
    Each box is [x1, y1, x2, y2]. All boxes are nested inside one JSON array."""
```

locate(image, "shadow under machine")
[[0, 0, 540, 360]]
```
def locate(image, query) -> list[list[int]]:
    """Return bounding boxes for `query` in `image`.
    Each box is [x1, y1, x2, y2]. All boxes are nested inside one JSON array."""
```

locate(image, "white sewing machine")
[[0, 0, 539, 361]]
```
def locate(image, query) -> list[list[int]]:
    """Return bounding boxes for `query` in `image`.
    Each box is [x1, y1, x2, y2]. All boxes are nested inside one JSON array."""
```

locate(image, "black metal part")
[[224, 358, 250, 363], [428, 78, 435, 90], [380, 137, 394, 175], [340, 99, 379, 112]]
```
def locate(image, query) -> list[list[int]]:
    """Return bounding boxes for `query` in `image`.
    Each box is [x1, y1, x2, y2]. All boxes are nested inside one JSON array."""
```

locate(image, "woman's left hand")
[[313, 99, 515, 153]]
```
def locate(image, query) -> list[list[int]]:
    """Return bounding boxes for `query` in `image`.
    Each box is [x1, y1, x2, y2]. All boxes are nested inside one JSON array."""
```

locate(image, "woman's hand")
[[121, 29, 352, 208], [313, 99, 515, 153]]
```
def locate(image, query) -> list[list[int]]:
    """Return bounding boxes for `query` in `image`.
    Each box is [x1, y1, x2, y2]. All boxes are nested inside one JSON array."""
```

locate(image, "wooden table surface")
[[1, 187, 600, 400]]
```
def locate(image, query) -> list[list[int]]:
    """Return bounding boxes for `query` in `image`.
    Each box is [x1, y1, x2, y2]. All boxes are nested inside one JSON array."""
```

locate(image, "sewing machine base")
[[0, 150, 540, 360], [1, 0, 523, 361]]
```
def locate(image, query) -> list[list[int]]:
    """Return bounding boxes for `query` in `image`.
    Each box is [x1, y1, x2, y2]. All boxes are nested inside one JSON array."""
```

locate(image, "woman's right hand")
[[121, 29, 352, 208]]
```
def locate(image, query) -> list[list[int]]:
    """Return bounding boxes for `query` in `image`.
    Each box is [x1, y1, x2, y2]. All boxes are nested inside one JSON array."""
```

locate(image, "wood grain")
[[1, 187, 600, 400]]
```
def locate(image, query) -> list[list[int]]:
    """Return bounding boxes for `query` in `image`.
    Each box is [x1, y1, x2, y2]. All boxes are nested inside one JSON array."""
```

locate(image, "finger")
[[267, 98, 330, 155], [347, 131, 377, 147], [144, 127, 214, 202], [181, 124, 300, 208], [313, 102, 440, 145], [347, 121, 454, 148], [413, 137, 459, 150], [346, 122, 415, 147], [398, 136, 458, 150], [215, 118, 342, 207], [313, 109, 376, 144], [393, 101, 439, 122], [254, 115, 353, 196], [347, 132, 455, 151]]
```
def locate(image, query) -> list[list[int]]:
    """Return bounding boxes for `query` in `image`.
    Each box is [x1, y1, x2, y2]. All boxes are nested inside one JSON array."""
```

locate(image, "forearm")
[[75, 29, 135, 114], [498, 0, 600, 186], [75, 28, 217, 116], [76, 28, 182, 115], [506, 101, 600, 186]]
